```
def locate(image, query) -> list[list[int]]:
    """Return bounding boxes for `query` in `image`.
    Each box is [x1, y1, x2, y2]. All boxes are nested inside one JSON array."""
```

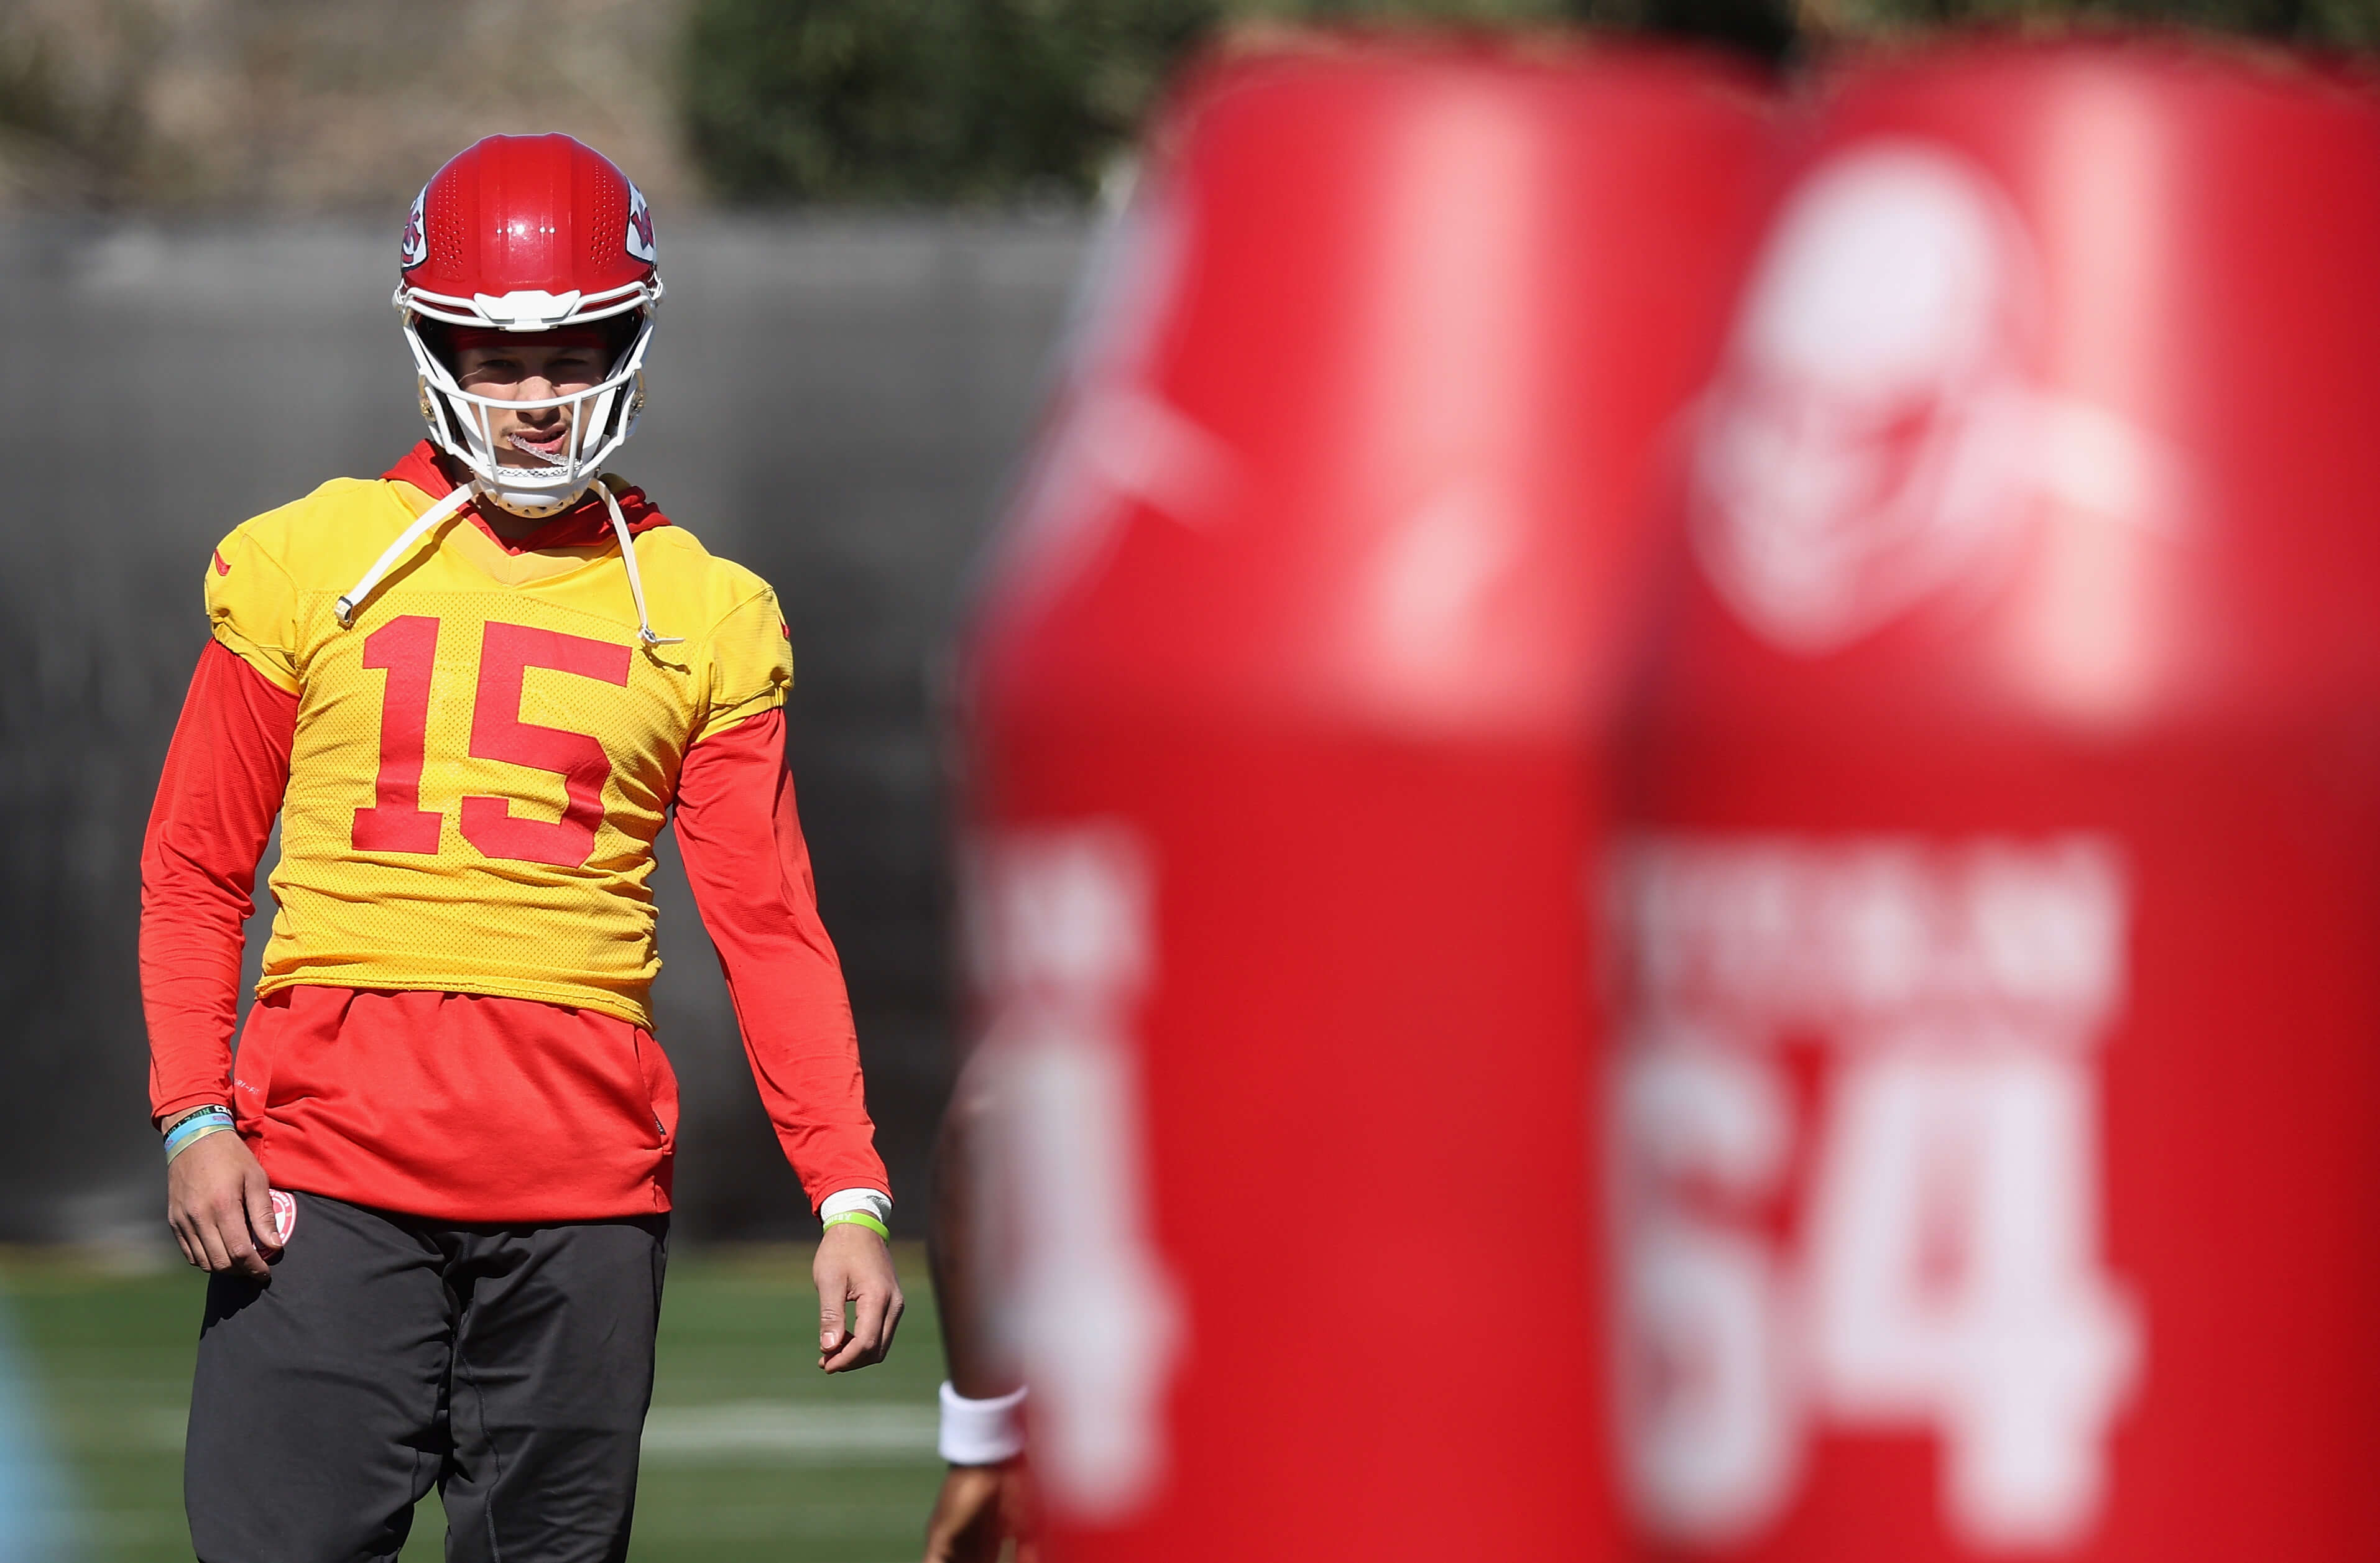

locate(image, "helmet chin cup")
[[482, 473, 589, 517]]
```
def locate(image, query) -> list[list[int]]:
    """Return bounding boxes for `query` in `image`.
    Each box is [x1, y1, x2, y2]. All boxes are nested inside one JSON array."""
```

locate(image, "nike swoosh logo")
[[213, 548, 231, 576]]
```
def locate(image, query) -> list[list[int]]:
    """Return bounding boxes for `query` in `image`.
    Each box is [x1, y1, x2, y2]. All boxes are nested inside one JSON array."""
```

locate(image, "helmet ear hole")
[[417, 378, 470, 450], [600, 375, 648, 448]]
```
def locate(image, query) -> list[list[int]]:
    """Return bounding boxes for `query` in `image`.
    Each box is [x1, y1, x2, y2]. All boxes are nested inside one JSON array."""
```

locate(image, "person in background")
[[0, 1301, 73, 1563], [923, 1053, 1036, 1562]]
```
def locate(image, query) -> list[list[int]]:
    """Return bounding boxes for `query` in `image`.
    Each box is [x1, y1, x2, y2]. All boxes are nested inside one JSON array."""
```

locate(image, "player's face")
[[452, 336, 610, 468]]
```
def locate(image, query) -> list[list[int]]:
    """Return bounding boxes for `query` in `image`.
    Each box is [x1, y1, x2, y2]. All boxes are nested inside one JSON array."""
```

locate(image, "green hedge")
[[682, 0, 2371, 205], [684, 0, 1215, 203], [681, 0, 1583, 204]]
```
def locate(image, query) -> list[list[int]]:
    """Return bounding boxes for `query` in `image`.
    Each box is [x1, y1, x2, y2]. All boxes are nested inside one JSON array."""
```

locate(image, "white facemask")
[[399, 304, 657, 517]]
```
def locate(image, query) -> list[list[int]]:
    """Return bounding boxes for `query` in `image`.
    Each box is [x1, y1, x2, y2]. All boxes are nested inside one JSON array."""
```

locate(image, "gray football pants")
[[185, 1191, 668, 1563]]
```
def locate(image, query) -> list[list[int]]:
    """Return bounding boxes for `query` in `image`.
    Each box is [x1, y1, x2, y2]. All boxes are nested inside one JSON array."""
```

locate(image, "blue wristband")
[[164, 1106, 236, 1162]]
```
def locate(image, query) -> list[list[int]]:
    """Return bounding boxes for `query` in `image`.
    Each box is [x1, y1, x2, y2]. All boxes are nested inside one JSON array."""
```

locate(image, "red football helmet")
[[394, 134, 662, 515]]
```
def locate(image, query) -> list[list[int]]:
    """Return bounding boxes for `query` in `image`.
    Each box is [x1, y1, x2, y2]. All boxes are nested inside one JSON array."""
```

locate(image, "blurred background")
[[0, 0, 2371, 1559]]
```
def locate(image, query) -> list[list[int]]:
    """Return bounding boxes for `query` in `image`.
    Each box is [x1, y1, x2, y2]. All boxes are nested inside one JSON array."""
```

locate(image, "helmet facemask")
[[402, 307, 656, 518]]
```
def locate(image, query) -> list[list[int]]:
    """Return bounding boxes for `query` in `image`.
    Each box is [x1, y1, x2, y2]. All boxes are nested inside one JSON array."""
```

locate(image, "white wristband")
[[819, 1187, 892, 1228], [938, 1380, 1026, 1465]]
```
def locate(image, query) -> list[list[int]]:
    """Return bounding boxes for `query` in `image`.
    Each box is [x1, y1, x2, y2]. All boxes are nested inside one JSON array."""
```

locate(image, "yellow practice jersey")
[[205, 461, 790, 1028]]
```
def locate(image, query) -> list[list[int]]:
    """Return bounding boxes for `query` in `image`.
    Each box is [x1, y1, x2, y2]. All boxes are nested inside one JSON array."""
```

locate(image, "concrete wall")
[[0, 212, 1091, 1242]]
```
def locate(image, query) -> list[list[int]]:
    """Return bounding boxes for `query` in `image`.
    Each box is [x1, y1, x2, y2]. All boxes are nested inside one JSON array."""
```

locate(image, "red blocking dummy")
[[1612, 40, 2380, 1563], [957, 39, 1770, 1563]]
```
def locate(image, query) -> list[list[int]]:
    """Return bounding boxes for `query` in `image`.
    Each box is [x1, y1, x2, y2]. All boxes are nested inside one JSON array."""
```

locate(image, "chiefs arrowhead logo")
[[625, 181, 657, 265], [213, 548, 232, 576], [400, 184, 428, 270]]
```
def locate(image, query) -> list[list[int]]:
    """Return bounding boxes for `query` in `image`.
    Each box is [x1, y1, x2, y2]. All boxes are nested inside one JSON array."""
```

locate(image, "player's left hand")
[[816, 1222, 904, 1372]]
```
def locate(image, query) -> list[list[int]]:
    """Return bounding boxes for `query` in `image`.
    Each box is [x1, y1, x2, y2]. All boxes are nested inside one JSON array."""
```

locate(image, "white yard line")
[[141, 1400, 941, 1464], [640, 1401, 939, 1462]]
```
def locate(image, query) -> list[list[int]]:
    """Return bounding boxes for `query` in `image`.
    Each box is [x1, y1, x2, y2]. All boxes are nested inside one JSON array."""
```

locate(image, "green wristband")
[[823, 1210, 890, 1240]]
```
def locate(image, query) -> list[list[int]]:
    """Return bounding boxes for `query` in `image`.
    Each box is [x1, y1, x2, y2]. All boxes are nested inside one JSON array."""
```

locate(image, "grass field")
[[1, 1243, 949, 1563]]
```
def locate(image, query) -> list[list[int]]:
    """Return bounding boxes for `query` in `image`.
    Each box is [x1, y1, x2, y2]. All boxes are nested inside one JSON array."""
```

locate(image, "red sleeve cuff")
[[151, 1094, 231, 1132]]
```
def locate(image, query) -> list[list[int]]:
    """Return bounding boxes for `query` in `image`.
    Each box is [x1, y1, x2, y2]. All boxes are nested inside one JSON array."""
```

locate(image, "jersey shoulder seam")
[[228, 477, 392, 576], [694, 579, 783, 652], [634, 530, 780, 648]]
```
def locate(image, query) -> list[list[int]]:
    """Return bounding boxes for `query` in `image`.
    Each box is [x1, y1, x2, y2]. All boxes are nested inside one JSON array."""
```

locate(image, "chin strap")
[[336, 484, 478, 627], [592, 477, 683, 648]]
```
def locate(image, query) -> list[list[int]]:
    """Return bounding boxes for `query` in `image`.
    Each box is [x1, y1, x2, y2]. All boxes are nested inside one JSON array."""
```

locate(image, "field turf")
[[1, 1243, 948, 1563]]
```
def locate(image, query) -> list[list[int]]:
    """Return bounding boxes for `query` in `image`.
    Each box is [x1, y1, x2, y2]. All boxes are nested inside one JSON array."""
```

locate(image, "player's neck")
[[477, 501, 554, 545]]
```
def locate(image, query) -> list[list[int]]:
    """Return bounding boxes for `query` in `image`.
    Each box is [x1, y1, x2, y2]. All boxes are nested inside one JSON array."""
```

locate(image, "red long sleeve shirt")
[[142, 492, 888, 1222]]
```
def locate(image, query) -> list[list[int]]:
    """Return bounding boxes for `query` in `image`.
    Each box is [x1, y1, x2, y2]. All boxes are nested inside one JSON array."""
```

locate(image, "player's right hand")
[[921, 1458, 1037, 1563], [165, 1132, 283, 1278]]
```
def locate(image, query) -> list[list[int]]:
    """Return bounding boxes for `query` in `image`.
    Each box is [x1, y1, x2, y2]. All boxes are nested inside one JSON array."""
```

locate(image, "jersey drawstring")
[[592, 477, 683, 648], [336, 484, 477, 627], [334, 477, 682, 649]]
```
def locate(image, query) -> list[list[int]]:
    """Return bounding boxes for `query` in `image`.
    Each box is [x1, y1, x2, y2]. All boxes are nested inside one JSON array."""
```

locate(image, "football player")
[[922, 1055, 1036, 1562], [141, 134, 901, 1563]]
